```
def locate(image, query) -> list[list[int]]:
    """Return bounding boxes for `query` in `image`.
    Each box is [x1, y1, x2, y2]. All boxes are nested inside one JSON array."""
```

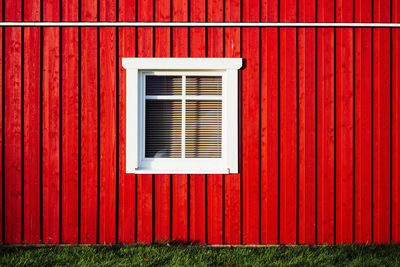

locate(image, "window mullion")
[[181, 75, 186, 159]]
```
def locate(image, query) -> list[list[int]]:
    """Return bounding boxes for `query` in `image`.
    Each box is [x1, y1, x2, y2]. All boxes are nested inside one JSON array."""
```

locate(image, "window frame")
[[122, 58, 242, 174]]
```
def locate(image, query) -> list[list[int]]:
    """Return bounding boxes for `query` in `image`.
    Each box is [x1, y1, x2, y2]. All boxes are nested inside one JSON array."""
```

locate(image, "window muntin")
[[142, 71, 224, 162]]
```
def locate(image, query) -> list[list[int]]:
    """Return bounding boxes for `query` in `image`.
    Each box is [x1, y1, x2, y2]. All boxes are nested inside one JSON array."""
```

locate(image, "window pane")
[[185, 100, 222, 158], [186, 76, 222, 95], [145, 100, 182, 158], [146, 75, 182, 95]]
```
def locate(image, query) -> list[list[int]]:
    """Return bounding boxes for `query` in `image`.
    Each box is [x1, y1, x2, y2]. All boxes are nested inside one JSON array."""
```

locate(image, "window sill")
[[133, 168, 231, 174]]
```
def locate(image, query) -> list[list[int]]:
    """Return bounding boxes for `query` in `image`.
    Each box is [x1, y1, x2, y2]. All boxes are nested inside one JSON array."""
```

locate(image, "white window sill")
[[133, 168, 230, 174]]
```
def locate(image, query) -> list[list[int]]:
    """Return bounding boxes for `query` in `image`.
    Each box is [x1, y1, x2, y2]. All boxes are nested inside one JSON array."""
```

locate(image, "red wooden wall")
[[0, 0, 399, 244]]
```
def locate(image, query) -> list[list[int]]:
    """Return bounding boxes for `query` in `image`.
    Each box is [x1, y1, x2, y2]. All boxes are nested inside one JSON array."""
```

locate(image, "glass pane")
[[146, 75, 182, 95], [145, 100, 182, 158], [185, 100, 222, 158], [186, 76, 222, 95]]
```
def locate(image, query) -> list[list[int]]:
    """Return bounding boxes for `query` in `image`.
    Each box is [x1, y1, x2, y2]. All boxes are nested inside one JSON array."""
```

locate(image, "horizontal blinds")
[[186, 76, 222, 95], [145, 100, 182, 158], [145, 75, 222, 159], [185, 100, 222, 158], [146, 75, 182, 95]]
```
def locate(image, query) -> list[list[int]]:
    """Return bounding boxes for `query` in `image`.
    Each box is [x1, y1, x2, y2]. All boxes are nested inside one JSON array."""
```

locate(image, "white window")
[[122, 58, 242, 174]]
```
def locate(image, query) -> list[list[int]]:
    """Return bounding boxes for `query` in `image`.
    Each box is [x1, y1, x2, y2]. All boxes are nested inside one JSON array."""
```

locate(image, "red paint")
[[80, 0, 98, 244], [1, 0, 399, 245], [393, 0, 400, 244], [23, 0, 41, 244], [0, 0, 3, 243], [224, 0, 241, 244], [61, 0, 79, 244], [118, 0, 136, 244], [260, 0, 279, 245], [4, 26, 22, 244], [335, 0, 354, 244], [280, 0, 298, 245], [354, 0, 372, 244], [298, 0, 316, 245]]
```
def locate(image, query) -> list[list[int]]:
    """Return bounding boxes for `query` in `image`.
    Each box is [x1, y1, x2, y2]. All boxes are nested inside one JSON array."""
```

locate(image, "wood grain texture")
[[393, 0, 400, 244], [2, 0, 400, 246], [354, 0, 372, 244], [316, 0, 335, 245], [98, 0, 117, 244], [61, 0, 79, 244], [99, 26, 117, 244], [23, 26, 41, 244], [279, 0, 298, 245], [0, 0, 3, 243], [4, 28, 22, 245], [22, 0, 41, 245], [118, 0, 136, 244], [298, 0, 316, 245], [61, 26, 79, 244], [80, 0, 98, 244], [224, 0, 241, 244], [335, 0, 354, 244], [241, 0, 260, 245], [260, 0, 279, 245], [42, 27, 60, 244], [372, 0, 391, 244]]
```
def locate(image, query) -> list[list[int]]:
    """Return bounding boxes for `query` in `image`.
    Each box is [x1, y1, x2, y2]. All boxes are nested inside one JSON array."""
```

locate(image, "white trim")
[[125, 68, 138, 172], [123, 58, 242, 70], [1, 22, 400, 28], [122, 58, 242, 174]]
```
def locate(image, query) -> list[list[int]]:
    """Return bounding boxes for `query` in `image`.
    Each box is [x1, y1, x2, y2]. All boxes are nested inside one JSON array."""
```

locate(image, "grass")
[[1, 243, 400, 266]]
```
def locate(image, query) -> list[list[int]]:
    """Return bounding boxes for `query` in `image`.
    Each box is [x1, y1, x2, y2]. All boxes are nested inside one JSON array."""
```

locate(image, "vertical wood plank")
[[171, 0, 188, 243], [23, 0, 41, 244], [224, 0, 241, 245], [0, 0, 3, 243], [298, 0, 316, 245], [316, 0, 335, 245], [136, 0, 153, 243], [354, 0, 372, 244], [242, 0, 260, 244], [80, 0, 98, 244], [260, 0, 279, 246], [98, 0, 117, 244], [42, 0, 60, 244], [206, 0, 223, 245], [279, 0, 298, 244], [4, 0, 22, 244], [372, 0, 391, 244], [335, 0, 354, 244], [61, 0, 79, 244], [393, 0, 400, 244], [189, 0, 206, 245], [118, 0, 136, 244]]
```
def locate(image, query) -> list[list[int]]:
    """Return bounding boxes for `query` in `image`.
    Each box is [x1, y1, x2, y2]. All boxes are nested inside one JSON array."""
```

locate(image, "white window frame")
[[122, 58, 242, 174]]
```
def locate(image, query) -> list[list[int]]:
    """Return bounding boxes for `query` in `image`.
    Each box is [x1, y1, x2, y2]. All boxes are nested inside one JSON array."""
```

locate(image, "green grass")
[[1, 243, 400, 266]]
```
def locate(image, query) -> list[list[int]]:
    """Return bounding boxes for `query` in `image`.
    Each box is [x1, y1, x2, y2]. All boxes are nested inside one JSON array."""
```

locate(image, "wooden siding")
[[0, 0, 399, 244]]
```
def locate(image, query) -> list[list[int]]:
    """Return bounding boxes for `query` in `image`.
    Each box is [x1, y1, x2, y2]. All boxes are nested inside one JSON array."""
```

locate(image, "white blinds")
[[145, 75, 222, 158]]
